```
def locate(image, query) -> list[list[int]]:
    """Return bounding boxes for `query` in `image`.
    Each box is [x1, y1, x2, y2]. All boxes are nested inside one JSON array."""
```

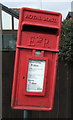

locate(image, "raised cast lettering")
[[25, 14, 58, 23], [28, 35, 50, 48]]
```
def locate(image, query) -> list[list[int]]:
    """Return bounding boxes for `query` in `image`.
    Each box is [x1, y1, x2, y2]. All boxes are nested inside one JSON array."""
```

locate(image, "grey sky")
[[0, 0, 72, 20]]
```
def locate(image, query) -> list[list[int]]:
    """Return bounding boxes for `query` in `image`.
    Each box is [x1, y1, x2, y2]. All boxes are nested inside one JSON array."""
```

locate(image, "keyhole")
[[23, 76, 25, 79]]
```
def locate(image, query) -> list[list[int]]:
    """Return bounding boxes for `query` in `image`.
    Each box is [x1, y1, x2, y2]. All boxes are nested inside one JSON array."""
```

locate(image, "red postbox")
[[11, 7, 62, 111]]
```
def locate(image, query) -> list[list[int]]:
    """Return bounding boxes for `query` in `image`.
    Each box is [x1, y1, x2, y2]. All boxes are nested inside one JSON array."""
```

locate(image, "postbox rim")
[[20, 7, 62, 17]]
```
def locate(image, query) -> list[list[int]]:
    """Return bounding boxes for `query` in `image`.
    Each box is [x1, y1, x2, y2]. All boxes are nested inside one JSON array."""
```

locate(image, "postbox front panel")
[[11, 8, 62, 111], [12, 49, 58, 110]]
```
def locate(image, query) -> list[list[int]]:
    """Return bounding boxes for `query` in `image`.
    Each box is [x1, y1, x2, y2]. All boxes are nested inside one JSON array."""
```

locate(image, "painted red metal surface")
[[11, 7, 62, 111]]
